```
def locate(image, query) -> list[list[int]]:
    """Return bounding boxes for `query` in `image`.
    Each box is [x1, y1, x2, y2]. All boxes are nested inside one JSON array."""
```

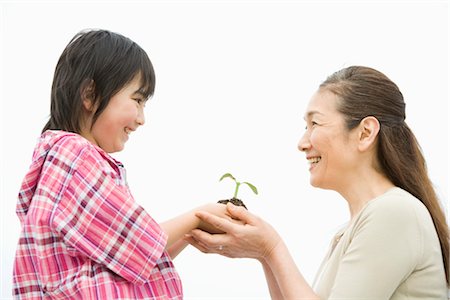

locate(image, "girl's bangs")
[[138, 51, 155, 100]]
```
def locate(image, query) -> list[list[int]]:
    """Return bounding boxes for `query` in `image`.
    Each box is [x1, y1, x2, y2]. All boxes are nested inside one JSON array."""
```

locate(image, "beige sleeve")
[[328, 198, 422, 298]]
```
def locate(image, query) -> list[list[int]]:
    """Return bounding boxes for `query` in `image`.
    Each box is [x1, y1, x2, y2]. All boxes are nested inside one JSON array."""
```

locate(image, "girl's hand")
[[195, 203, 237, 234], [187, 203, 281, 261]]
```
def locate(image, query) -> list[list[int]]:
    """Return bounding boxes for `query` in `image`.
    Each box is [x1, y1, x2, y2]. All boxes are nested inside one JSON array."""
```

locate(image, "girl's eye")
[[134, 98, 144, 105]]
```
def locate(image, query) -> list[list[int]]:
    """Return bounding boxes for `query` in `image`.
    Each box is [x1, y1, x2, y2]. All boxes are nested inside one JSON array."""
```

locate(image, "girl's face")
[[82, 75, 146, 153], [298, 89, 360, 191]]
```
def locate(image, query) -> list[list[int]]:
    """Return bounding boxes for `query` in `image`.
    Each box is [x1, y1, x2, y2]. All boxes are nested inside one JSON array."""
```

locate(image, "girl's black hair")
[[43, 29, 155, 133]]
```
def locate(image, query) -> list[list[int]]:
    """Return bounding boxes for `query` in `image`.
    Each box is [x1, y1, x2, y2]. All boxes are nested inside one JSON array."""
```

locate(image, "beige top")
[[313, 187, 447, 299]]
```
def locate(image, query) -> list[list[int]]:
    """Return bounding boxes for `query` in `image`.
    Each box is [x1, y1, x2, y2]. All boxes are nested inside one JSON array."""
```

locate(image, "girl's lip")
[[125, 127, 135, 135]]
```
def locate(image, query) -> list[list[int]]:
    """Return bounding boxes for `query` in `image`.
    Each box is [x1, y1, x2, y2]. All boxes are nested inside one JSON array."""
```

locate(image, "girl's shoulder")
[[40, 130, 120, 169], [43, 130, 93, 151]]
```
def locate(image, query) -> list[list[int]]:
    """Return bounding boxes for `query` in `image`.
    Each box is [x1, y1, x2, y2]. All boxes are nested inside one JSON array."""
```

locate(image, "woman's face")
[[298, 89, 359, 191]]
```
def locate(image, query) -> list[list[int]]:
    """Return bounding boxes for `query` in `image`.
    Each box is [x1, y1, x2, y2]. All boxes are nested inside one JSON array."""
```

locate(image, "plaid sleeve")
[[51, 146, 167, 285]]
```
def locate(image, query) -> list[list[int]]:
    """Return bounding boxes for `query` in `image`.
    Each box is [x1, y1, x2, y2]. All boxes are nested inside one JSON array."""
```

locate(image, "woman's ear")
[[81, 80, 96, 112], [358, 116, 380, 152]]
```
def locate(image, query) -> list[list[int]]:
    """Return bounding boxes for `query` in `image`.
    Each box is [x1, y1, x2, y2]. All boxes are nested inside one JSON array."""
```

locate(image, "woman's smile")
[[307, 156, 322, 171]]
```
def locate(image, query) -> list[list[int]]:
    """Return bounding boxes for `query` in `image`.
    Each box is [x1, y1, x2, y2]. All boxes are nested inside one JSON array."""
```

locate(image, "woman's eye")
[[305, 121, 318, 130], [305, 120, 319, 130]]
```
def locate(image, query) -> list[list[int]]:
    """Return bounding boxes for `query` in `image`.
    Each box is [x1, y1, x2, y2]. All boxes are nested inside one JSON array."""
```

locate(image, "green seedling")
[[219, 173, 258, 199]]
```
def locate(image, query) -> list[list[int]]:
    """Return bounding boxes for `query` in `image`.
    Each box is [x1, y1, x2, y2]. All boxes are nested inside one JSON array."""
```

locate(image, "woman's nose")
[[297, 131, 310, 152]]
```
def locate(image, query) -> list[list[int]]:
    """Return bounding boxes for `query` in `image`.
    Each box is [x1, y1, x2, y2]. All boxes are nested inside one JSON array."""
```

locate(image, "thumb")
[[227, 202, 256, 224]]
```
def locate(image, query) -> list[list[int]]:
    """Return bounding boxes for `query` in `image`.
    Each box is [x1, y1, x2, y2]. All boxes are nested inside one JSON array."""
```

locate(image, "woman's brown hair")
[[320, 66, 449, 284]]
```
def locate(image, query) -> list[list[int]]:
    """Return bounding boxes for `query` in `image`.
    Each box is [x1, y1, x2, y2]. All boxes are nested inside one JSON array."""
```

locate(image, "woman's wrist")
[[260, 234, 283, 263]]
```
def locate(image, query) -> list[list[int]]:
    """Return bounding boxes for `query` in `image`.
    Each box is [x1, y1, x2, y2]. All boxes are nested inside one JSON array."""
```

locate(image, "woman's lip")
[[307, 157, 321, 172], [307, 156, 322, 163]]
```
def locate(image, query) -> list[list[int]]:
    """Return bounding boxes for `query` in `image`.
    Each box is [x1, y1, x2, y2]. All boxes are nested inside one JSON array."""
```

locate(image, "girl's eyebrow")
[[133, 89, 146, 97], [133, 89, 152, 102]]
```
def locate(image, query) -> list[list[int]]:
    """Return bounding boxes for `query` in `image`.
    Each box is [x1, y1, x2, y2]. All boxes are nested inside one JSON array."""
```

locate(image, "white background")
[[1, 1, 448, 299]]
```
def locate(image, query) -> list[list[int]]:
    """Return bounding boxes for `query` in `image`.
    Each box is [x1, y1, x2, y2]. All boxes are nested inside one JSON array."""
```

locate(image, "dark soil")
[[217, 197, 248, 210]]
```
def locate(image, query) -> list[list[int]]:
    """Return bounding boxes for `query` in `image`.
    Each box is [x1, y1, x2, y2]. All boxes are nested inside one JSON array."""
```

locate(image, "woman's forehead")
[[304, 90, 339, 118]]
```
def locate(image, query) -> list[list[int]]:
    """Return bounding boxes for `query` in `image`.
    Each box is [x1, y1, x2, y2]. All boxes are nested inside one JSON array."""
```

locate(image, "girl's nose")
[[297, 131, 310, 152], [137, 108, 145, 126]]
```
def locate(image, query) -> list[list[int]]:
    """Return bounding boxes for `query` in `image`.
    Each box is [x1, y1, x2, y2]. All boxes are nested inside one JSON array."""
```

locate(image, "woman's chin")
[[310, 177, 324, 189]]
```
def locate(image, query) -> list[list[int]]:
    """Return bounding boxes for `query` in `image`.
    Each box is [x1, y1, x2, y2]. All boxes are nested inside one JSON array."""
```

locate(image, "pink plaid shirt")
[[13, 130, 183, 299]]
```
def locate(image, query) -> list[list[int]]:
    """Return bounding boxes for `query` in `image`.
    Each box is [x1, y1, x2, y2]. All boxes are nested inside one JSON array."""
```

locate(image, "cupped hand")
[[187, 203, 281, 261], [195, 202, 240, 234]]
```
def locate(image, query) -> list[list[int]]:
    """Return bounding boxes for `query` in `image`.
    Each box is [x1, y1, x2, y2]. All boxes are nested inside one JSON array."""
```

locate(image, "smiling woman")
[[299, 90, 360, 191], [188, 66, 449, 299]]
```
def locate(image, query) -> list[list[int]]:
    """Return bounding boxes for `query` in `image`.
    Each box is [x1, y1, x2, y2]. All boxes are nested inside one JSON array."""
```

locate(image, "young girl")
[[13, 29, 226, 299]]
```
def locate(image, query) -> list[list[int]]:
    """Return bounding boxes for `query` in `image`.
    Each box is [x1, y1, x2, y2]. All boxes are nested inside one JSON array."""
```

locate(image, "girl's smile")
[[81, 74, 146, 153]]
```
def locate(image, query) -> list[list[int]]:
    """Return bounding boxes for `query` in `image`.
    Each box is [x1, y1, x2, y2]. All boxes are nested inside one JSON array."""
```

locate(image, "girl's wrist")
[[192, 206, 203, 229]]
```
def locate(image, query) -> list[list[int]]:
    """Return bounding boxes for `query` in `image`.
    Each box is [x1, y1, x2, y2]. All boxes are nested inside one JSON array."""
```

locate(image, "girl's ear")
[[81, 80, 96, 112], [357, 116, 380, 152]]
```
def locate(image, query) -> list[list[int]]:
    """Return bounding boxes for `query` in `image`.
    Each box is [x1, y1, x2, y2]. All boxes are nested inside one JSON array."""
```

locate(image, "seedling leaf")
[[220, 173, 236, 182], [243, 182, 258, 195]]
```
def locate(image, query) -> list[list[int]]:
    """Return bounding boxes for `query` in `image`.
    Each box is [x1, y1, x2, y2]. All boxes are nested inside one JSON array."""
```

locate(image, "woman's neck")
[[338, 170, 395, 220]]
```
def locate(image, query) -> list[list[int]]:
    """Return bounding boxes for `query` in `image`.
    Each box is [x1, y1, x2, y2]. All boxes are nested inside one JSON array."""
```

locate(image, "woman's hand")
[[187, 203, 281, 261], [194, 203, 236, 234], [188, 203, 319, 299]]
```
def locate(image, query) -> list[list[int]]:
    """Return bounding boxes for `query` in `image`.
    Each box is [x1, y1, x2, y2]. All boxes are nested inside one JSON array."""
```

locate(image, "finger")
[[186, 231, 226, 253], [189, 229, 228, 248], [184, 234, 210, 253], [226, 202, 257, 225], [190, 242, 208, 253], [196, 211, 237, 233], [184, 232, 212, 247], [187, 234, 234, 258]]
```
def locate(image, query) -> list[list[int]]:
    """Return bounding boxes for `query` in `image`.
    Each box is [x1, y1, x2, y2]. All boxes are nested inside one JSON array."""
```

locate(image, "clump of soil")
[[217, 197, 248, 210]]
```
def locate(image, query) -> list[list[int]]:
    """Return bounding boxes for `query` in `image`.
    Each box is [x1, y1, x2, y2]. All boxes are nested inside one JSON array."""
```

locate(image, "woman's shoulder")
[[345, 187, 437, 259], [360, 187, 433, 227], [367, 187, 425, 211]]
